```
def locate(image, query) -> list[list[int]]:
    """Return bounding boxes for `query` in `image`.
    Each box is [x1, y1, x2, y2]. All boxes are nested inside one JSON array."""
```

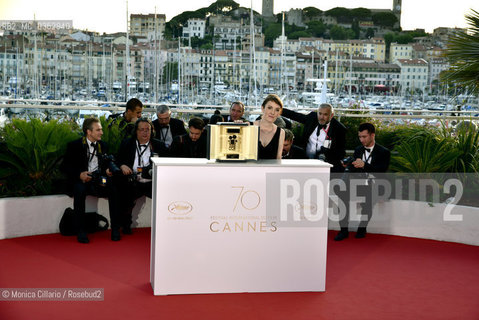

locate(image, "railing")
[[1, 98, 479, 122]]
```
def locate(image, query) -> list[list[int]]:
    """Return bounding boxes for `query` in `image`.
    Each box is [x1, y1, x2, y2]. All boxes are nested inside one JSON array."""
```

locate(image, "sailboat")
[[300, 60, 332, 107]]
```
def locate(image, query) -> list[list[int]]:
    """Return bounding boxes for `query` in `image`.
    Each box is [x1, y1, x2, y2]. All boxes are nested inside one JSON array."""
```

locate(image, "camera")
[[87, 154, 121, 186], [125, 174, 136, 183], [140, 152, 158, 180], [317, 153, 326, 162], [99, 154, 122, 175], [342, 156, 355, 172], [88, 170, 107, 186]]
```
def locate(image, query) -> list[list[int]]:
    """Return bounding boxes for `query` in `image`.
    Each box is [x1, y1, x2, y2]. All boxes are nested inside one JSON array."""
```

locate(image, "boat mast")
[[281, 11, 285, 95], [251, 1, 257, 107], [154, 7, 158, 103], [125, 0, 130, 101]]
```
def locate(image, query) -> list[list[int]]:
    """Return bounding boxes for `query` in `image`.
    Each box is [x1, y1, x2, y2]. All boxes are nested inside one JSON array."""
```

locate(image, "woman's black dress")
[[258, 126, 281, 160]]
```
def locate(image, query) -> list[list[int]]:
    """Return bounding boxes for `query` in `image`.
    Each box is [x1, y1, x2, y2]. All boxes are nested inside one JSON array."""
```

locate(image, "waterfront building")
[[389, 43, 413, 63], [396, 58, 429, 94], [182, 19, 206, 40], [130, 13, 166, 41]]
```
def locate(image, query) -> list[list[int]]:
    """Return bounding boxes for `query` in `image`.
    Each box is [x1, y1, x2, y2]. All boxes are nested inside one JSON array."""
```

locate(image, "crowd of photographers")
[[62, 98, 390, 244]]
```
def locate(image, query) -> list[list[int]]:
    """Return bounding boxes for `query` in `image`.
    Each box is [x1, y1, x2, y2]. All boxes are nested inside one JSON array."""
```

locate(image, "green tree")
[[264, 23, 282, 47], [350, 8, 372, 20], [306, 21, 327, 37], [329, 25, 354, 40], [365, 28, 375, 38], [442, 9, 479, 95], [303, 7, 322, 20], [395, 33, 414, 44], [351, 20, 360, 39], [325, 7, 352, 23], [372, 12, 398, 28], [288, 30, 312, 40]]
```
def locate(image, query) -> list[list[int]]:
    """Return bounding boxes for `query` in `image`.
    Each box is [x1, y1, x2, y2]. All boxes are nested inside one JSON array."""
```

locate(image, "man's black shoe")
[[123, 226, 132, 235], [77, 232, 89, 244], [111, 228, 121, 241], [334, 230, 349, 241], [356, 228, 367, 238]]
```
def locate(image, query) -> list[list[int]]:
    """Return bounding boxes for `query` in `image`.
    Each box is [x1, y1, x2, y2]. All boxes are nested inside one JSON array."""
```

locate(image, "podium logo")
[[294, 202, 318, 216], [168, 201, 193, 215]]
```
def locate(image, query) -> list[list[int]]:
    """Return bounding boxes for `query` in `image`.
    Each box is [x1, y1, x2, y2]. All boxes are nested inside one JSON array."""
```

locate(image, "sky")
[[0, 0, 478, 34]]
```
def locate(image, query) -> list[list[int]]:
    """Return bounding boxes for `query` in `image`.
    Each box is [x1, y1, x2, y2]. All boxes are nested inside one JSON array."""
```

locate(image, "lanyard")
[[88, 143, 97, 163], [136, 141, 149, 167], [159, 126, 170, 142], [315, 124, 330, 153], [363, 149, 372, 164]]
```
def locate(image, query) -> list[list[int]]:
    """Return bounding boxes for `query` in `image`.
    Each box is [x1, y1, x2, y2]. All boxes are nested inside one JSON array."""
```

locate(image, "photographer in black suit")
[[282, 129, 307, 159], [116, 118, 168, 234], [152, 105, 187, 149], [62, 118, 121, 243], [170, 117, 207, 158], [281, 103, 346, 172], [335, 123, 391, 241]]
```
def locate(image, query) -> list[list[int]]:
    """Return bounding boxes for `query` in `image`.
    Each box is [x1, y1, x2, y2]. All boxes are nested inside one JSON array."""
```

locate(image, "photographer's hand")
[[120, 165, 132, 175], [106, 169, 113, 177], [352, 158, 365, 169], [80, 171, 92, 183]]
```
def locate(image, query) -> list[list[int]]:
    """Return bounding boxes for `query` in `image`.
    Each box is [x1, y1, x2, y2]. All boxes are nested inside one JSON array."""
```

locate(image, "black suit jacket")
[[353, 143, 391, 173], [62, 137, 109, 185], [169, 133, 207, 158], [152, 117, 187, 141], [282, 144, 307, 159], [281, 108, 347, 171], [117, 137, 168, 169]]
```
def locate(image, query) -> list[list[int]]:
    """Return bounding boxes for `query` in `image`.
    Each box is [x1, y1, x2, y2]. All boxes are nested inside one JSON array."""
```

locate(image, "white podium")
[[150, 158, 331, 295]]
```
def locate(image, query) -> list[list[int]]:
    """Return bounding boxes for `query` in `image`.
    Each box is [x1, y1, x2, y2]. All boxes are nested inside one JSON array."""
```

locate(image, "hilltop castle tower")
[[393, 0, 402, 28], [262, 0, 274, 18]]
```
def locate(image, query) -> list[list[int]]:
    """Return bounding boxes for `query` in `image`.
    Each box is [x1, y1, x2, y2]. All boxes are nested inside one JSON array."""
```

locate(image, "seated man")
[[335, 123, 391, 241], [62, 118, 121, 243], [116, 118, 168, 234], [152, 105, 187, 149], [282, 129, 307, 159], [223, 101, 247, 122], [109, 98, 143, 139], [169, 117, 207, 158]]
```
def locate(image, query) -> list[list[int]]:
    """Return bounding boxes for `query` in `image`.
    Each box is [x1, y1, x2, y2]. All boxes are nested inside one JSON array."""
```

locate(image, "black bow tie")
[[90, 142, 97, 149], [316, 124, 326, 135], [140, 144, 148, 148], [364, 148, 371, 153]]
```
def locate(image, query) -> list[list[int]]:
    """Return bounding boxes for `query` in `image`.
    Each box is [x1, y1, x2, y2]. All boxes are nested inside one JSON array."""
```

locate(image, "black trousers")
[[72, 179, 120, 233], [117, 177, 152, 228], [337, 174, 377, 230]]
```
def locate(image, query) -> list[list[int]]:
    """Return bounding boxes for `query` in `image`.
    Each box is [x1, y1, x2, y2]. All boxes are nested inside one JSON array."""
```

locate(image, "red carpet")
[[0, 229, 478, 320]]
